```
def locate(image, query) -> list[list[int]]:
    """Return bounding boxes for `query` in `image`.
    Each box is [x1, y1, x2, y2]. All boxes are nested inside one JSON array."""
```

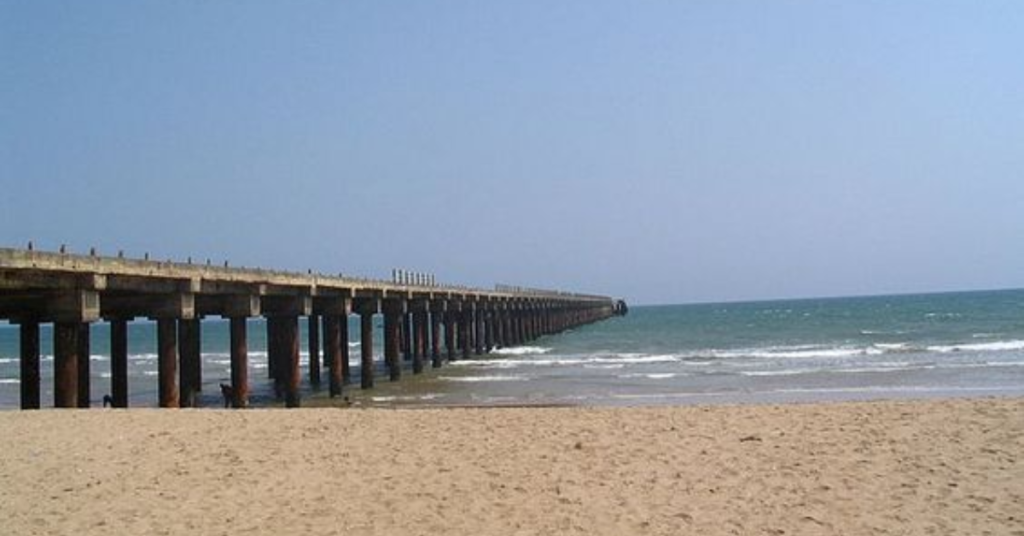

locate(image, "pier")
[[0, 247, 623, 409]]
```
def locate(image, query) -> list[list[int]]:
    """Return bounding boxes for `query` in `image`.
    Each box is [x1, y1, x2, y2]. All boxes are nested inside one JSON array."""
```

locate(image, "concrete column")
[[474, 308, 485, 355], [445, 312, 457, 362], [340, 314, 351, 384], [430, 310, 442, 369], [360, 310, 374, 389], [412, 310, 426, 374], [229, 317, 249, 408], [282, 316, 301, 408], [77, 323, 90, 408], [308, 315, 321, 387], [178, 318, 201, 408], [157, 318, 179, 408], [506, 308, 517, 347], [402, 312, 413, 363], [19, 321, 40, 410], [53, 322, 79, 408], [267, 317, 279, 381], [384, 303, 402, 382], [267, 317, 283, 396], [324, 315, 341, 397], [484, 309, 493, 352], [110, 318, 129, 408], [461, 308, 473, 360]]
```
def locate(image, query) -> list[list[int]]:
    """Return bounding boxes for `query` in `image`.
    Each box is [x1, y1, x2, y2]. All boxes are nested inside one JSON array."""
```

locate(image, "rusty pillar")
[[308, 314, 321, 387], [324, 315, 342, 397], [503, 310, 515, 347], [402, 312, 413, 363], [229, 317, 249, 408], [484, 309, 492, 352], [384, 306, 402, 382], [445, 312, 457, 362], [340, 314, 351, 384], [267, 317, 279, 381], [266, 317, 283, 397], [53, 322, 79, 408], [517, 311, 527, 345], [110, 318, 129, 408], [474, 308, 485, 355], [157, 318, 179, 408], [178, 318, 201, 408], [19, 321, 40, 410], [461, 308, 473, 360], [430, 310, 442, 368], [282, 316, 301, 408], [412, 310, 425, 374], [360, 310, 374, 389], [77, 323, 91, 408]]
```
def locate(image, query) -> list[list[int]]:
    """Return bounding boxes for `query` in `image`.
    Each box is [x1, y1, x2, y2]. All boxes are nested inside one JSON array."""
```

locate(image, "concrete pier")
[[0, 247, 620, 409]]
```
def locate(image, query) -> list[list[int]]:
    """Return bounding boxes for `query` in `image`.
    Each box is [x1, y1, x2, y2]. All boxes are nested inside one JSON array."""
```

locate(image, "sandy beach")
[[1, 398, 1022, 536]]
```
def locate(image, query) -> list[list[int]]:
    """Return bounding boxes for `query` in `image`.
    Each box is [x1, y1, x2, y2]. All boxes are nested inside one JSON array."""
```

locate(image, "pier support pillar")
[[340, 313, 351, 384], [54, 322, 79, 408], [429, 302, 444, 369], [308, 314, 321, 387], [402, 312, 413, 363], [475, 308, 485, 355], [354, 299, 380, 389], [383, 300, 406, 382], [445, 311, 457, 362], [77, 323, 90, 408], [19, 321, 40, 410], [314, 295, 351, 397], [410, 301, 427, 374], [110, 318, 129, 408], [461, 306, 473, 360], [157, 318, 179, 408], [483, 308, 494, 352], [229, 317, 249, 408], [178, 318, 201, 408], [324, 315, 342, 397], [282, 316, 301, 408]]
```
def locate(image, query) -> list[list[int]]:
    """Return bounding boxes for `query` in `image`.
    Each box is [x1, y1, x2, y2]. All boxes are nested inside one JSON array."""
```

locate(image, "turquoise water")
[[2, 290, 1024, 407]]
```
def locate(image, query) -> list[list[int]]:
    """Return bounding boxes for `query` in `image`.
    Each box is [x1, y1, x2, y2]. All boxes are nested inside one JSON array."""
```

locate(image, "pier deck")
[[0, 247, 621, 409]]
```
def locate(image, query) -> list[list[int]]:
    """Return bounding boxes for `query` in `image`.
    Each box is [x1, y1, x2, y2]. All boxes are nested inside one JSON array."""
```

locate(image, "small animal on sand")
[[102, 394, 114, 408], [219, 383, 233, 408]]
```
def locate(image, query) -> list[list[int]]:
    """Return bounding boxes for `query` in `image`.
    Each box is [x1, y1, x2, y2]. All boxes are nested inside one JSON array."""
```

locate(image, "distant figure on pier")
[[219, 383, 234, 408]]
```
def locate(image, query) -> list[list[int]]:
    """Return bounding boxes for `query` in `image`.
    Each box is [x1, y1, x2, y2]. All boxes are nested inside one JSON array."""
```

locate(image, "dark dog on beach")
[[220, 383, 233, 408], [102, 394, 114, 408]]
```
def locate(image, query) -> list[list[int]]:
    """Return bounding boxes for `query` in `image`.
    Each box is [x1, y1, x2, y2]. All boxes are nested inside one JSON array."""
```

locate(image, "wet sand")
[[1, 397, 1022, 535]]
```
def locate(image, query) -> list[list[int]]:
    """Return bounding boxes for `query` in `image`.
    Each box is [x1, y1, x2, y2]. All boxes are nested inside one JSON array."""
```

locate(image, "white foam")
[[720, 346, 883, 360], [439, 375, 530, 383], [619, 373, 678, 380], [0, 358, 17, 365], [0, 378, 20, 385], [739, 369, 815, 377], [928, 340, 1024, 353], [491, 346, 552, 356]]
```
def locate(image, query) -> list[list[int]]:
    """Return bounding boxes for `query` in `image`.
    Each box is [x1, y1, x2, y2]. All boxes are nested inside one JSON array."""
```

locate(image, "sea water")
[[2, 289, 1023, 408]]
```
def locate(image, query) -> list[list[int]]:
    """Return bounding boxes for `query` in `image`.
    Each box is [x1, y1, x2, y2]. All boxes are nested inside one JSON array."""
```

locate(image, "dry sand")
[[1, 398, 1022, 536]]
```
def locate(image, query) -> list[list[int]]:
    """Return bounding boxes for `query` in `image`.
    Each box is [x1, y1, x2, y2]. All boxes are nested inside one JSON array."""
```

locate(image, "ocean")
[[2, 289, 1024, 408]]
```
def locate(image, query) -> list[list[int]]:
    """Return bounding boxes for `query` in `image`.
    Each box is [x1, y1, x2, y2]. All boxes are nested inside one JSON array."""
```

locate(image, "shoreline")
[[2, 397, 1021, 535]]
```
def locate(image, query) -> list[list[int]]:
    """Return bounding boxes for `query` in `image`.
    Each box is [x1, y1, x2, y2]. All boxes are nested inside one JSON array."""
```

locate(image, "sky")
[[2, 1, 1023, 305]]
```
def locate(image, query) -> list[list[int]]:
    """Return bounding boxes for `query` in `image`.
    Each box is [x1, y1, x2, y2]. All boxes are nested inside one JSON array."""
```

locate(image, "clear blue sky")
[[2, 1, 1022, 305]]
